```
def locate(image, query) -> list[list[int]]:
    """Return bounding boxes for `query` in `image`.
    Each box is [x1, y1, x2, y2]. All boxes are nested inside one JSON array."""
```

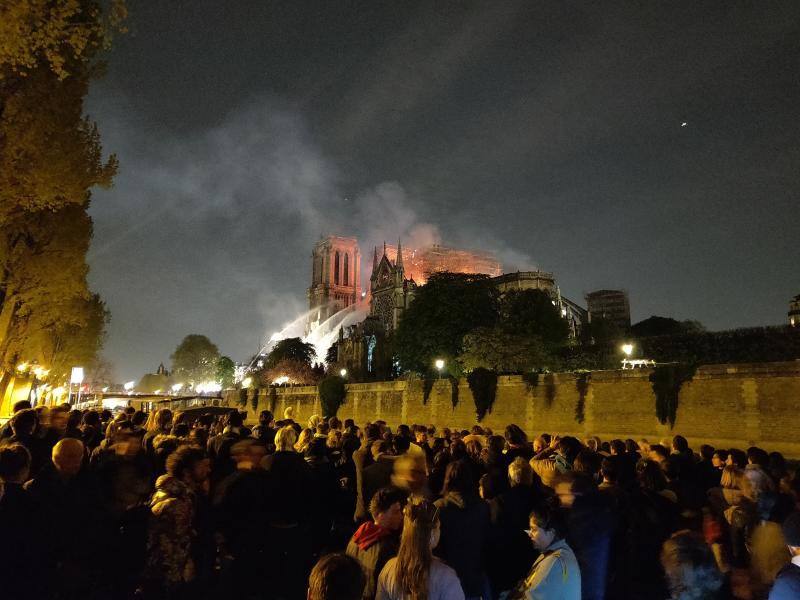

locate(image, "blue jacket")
[[769, 563, 800, 600]]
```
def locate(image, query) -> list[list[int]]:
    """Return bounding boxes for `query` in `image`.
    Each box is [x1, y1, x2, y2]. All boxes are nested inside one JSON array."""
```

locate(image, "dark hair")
[[11, 400, 32, 413], [344, 419, 355, 429], [365, 423, 381, 441], [394, 435, 411, 454], [10, 408, 37, 435], [308, 553, 366, 600], [369, 485, 409, 518], [0, 443, 31, 480], [747, 446, 769, 468], [165, 445, 207, 480], [573, 450, 601, 478], [556, 436, 582, 464], [672, 435, 689, 453], [171, 423, 190, 438], [699, 444, 715, 460], [487, 435, 505, 455], [713, 449, 729, 462], [661, 531, 724, 598], [504, 424, 527, 446], [306, 437, 328, 459], [624, 439, 638, 453], [601, 457, 618, 482], [637, 459, 667, 493], [728, 448, 747, 468], [82, 410, 100, 427], [259, 410, 273, 425], [442, 459, 475, 497], [227, 411, 244, 428], [529, 496, 566, 539], [132, 411, 148, 427]]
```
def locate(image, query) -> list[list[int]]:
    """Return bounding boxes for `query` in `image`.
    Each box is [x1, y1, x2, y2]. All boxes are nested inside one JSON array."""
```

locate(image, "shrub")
[[318, 375, 347, 418], [467, 368, 498, 422]]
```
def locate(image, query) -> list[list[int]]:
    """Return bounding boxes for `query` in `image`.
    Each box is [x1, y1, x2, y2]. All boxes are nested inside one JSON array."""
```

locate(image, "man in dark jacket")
[[346, 485, 407, 598], [353, 424, 381, 522], [769, 512, 800, 599]]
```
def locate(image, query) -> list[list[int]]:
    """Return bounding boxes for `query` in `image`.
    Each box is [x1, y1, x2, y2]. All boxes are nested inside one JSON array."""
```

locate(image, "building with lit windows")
[[790, 294, 800, 327]]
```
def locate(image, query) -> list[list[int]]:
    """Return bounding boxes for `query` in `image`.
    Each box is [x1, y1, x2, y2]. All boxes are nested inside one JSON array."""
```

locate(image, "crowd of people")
[[1, 398, 800, 600]]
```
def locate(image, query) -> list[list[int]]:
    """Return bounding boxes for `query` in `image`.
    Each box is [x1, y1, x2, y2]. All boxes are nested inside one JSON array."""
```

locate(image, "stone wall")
[[227, 361, 800, 457]]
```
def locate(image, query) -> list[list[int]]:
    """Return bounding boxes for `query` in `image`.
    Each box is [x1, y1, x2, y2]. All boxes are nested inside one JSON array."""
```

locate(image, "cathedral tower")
[[307, 236, 361, 333]]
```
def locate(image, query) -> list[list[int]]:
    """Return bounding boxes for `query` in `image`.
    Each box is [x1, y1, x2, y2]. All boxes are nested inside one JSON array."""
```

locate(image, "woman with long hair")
[[376, 500, 464, 600]]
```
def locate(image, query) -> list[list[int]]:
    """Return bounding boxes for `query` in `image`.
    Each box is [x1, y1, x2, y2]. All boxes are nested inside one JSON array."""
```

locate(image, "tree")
[[137, 373, 169, 394], [265, 337, 316, 369], [257, 359, 320, 386], [394, 272, 499, 374], [325, 342, 339, 365], [632, 315, 705, 338], [500, 289, 570, 347], [458, 327, 554, 374], [318, 375, 346, 417], [585, 317, 625, 344], [170, 335, 220, 385], [216, 356, 235, 389], [0, 2, 125, 392]]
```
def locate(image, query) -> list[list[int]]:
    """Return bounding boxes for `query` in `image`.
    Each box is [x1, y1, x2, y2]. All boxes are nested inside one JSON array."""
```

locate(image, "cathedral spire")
[[372, 245, 378, 273], [396, 238, 404, 270], [383, 241, 387, 257]]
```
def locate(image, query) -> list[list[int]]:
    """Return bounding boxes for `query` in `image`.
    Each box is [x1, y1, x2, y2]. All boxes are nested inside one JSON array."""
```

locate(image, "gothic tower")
[[307, 236, 361, 333]]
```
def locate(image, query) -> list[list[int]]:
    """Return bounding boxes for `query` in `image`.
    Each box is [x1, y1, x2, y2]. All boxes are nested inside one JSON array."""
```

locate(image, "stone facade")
[[231, 361, 800, 458], [307, 236, 361, 333]]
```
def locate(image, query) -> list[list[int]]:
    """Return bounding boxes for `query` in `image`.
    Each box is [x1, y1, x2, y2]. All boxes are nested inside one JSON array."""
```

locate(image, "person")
[[142, 445, 211, 595], [0, 400, 31, 440], [347, 486, 409, 598], [660, 531, 727, 600], [3, 407, 48, 476], [354, 424, 383, 522], [487, 458, 539, 597], [309, 553, 367, 600], [508, 498, 581, 600], [377, 499, 465, 600], [251, 409, 276, 451], [143, 408, 173, 457], [769, 512, 800, 599], [0, 443, 46, 597], [434, 459, 491, 599]]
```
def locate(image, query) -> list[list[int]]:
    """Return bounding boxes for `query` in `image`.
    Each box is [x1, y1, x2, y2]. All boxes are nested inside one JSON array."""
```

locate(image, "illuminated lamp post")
[[339, 369, 347, 378], [434, 359, 445, 379], [621, 343, 634, 369]]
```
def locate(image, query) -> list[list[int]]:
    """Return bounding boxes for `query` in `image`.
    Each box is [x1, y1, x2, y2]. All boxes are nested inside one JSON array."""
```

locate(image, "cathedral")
[[307, 235, 589, 377]]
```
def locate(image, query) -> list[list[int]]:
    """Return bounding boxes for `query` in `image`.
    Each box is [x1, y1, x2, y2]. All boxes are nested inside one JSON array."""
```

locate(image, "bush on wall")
[[650, 363, 697, 428], [574, 370, 590, 424], [467, 367, 498, 422], [318, 375, 347, 418]]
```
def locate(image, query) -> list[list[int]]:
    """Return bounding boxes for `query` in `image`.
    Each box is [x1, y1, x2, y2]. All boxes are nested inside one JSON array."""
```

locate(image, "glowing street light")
[[434, 359, 445, 371], [16, 362, 28, 372], [339, 369, 347, 378], [171, 383, 184, 393], [124, 381, 135, 393], [621, 343, 634, 357], [241, 377, 253, 388]]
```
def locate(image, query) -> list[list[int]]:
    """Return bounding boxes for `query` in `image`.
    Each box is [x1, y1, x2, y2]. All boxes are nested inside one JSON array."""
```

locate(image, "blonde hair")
[[396, 500, 438, 600], [508, 456, 534, 487], [274, 426, 298, 452], [295, 428, 313, 453]]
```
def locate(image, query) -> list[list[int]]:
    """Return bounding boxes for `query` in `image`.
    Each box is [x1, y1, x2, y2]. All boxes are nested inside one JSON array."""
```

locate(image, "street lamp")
[[339, 368, 347, 378], [621, 343, 634, 357], [124, 381, 135, 394], [434, 359, 445, 379], [171, 383, 184, 394], [241, 377, 253, 388]]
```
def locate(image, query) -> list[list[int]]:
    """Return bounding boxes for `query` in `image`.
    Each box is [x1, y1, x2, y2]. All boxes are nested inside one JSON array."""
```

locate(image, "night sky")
[[85, 1, 800, 381]]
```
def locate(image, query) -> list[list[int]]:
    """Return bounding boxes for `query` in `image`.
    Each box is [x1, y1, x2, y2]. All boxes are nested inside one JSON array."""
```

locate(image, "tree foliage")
[[458, 327, 554, 374], [216, 356, 235, 389], [170, 335, 220, 385], [632, 316, 705, 338], [265, 337, 317, 369], [257, 359, 321, 387], [318, 375, 346, 418], [0, 1, 125, 386], [500, 289, 570, 347], [394, 273, 499, 374]]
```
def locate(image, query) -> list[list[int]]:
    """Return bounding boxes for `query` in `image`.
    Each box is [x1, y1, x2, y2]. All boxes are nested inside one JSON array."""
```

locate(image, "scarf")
[[352, 521, 392, 551]]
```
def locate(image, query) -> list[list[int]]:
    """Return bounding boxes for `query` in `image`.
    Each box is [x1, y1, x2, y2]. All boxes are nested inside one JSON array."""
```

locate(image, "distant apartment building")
[[586, 289, 631, 331], [790, 294, 800, 327]]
